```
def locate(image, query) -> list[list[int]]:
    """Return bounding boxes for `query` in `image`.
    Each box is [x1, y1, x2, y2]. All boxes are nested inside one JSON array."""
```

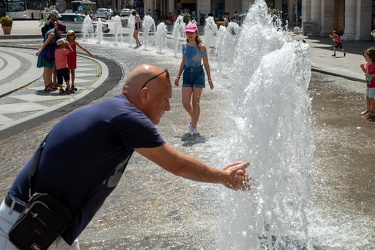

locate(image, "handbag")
[[8, 136, 72, 250], [8, 193, 72, 250]]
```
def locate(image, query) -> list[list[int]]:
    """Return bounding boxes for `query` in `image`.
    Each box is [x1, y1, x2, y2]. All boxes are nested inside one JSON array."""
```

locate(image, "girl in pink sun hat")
[[174, 23, 214, 135], [66, 30, 94, 92]]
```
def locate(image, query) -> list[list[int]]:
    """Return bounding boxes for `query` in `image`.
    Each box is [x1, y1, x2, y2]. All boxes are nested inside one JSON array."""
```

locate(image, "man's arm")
[[135, 143, 250, 190]]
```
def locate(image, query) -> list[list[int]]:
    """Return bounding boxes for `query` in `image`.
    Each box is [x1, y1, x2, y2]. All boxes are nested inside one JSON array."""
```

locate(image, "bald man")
[[0, 64, 251, 250]]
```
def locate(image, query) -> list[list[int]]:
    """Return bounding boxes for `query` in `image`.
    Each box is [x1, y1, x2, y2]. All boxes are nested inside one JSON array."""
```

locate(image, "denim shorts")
[[182, 65, 205, 88], [366, 87, 375, 98]]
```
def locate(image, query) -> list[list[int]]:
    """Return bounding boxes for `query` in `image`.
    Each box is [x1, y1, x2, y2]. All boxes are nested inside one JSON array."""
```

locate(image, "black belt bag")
[[9, 193, 72, 250]]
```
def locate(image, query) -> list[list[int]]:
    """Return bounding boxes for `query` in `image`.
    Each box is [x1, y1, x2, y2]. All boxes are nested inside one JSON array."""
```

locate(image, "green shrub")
[[0, 15, 13, 27]]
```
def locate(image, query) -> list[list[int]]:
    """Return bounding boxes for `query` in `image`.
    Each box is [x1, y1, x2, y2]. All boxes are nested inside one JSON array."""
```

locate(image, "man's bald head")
[[122, 64, 172, 124]]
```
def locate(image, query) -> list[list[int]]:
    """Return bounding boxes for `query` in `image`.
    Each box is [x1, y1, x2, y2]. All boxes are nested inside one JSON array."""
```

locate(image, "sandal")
[[44, 85, 57, 92], [59, 89, 65, 94], [71, 85, 77, 91], [360, 110, 370, 115], [365, 111, 375, 117]]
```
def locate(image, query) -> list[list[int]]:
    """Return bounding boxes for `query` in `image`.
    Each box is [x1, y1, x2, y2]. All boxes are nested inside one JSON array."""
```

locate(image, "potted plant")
[[0, 15, 13, 35], [182, 13, 191, 25]]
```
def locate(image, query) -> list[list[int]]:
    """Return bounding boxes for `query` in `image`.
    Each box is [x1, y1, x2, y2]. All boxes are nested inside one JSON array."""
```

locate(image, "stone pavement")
[[0, 45, 122, 140], [0, 30, 374, 139]]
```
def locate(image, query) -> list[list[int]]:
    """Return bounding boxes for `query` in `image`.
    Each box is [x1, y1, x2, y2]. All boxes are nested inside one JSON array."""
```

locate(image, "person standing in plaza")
[[41, 10, 61, 38], [66, 30, 94, 92], [329, 30, 346, 57], [360, 47, 375, 117], [0, 64, 251, 250], [36, 22, 66, 92], [41, 10, 61, 89], [174, 23, 214, 135], [55, 38, 73, 94], [132, 10, 142, 48]]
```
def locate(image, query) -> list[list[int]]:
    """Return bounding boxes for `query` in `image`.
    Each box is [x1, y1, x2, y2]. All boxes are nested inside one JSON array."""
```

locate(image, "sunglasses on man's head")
[[140, 69, 169, 90]]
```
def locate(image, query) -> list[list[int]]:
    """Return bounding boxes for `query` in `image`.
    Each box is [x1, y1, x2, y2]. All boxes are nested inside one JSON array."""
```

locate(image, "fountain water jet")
[[82, 15, 94, 42], [113, 15, 123, 46], [172, 15, 186, 57], [94, 18, 103, 44], [141, 15, 156, 50], [203, 16, 218, 53], [216, 22, 241, 72], [217, 0, 314, 249], [155, 22, 167, 54]]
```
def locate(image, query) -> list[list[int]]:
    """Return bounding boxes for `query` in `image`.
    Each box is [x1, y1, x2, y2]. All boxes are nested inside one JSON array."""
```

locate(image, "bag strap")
[[28, 134, 49, 197]]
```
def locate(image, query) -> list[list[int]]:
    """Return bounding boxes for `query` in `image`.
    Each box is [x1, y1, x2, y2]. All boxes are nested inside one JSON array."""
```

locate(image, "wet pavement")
[[0, 20, 374, 249]]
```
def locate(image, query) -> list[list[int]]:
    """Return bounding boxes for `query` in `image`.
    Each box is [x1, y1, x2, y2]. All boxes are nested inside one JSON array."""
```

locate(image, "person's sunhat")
[[50, 10, 61, 18], [56, 38, 65, 46], [67, 30, 75, 36], [185, 23, 198, 33]]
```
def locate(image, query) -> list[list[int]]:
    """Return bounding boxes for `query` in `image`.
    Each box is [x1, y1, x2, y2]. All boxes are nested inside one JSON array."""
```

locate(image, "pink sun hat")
[[185, 23, 198, 33]]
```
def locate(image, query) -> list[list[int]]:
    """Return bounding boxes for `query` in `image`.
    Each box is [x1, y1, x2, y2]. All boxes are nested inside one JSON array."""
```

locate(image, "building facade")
[[302, 0, 373, 40]]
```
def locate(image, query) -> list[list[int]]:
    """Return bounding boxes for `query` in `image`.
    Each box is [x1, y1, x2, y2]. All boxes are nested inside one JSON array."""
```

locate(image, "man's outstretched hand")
[[222, 161, 252, 191]]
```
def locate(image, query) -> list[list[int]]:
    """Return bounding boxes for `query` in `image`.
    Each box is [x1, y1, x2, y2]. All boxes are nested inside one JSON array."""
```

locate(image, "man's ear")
[[139, 88, 149, 104]]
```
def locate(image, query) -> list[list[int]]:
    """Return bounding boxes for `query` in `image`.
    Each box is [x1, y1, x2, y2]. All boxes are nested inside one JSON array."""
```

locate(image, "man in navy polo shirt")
[[0, 64, 251, 249]]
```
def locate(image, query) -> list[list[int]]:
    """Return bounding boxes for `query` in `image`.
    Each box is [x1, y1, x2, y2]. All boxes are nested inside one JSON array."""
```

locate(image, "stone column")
[[288, 0, 294, 25], [275, 0, 282, 12], [310, 0, 321, 33], [320, 0, 334, 36], [341, 0, 356, 40], [354, 0, 372, 40], [302, 0, 311, 23]]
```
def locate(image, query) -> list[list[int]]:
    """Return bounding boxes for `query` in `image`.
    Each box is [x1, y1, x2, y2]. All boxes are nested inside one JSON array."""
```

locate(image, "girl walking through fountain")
[[132, 10, 142, 48], [66, 30, 94, 92], [174, 23, 214, 135]]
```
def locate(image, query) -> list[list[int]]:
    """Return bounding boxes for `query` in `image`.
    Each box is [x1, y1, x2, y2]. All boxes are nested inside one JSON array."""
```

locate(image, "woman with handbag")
[[36, 22, 66, 92]]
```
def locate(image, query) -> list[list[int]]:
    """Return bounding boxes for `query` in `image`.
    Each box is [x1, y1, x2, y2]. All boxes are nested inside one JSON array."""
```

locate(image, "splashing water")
[[113, 15, 123, 45], [82, 15, 94, 41], [204, 16, 218, 52], [172, 16, 186, 57], [94, 18, 103, 44], [217, 0, 314, 249], [142, 15, 156, 50], [216, 22, 241, 72], [155, 22, 168, 54]]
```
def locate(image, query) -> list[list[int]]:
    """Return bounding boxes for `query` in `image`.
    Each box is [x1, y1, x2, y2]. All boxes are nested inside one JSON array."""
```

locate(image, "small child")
[[55, 38, 73, 94], [66, 30, 94, 92], [359, 47, 375, 117], [329, 31, 346, 57]]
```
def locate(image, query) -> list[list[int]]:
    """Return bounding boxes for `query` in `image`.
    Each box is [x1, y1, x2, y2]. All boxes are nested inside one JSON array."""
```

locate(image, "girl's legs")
[[369, 98, 375, 115], [182, 87, 193, 117], [133, 30, 141, 47], [70, 68, 76, 90], [361, 96, 371, 115], [52, 68, 58, 88], [43, 67, 54, 90], [182, 87, 203, 133]]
